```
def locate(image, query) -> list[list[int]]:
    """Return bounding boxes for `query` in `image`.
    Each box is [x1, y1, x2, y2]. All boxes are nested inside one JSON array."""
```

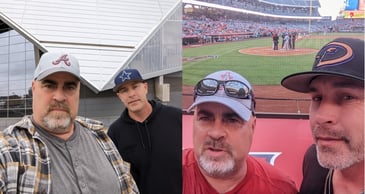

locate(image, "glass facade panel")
[[129, 3, 182, 74], [0, 30, 35, 117]]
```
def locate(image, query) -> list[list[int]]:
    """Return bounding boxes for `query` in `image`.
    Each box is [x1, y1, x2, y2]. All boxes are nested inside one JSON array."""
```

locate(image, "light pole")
[[309, 0, 312, 33]]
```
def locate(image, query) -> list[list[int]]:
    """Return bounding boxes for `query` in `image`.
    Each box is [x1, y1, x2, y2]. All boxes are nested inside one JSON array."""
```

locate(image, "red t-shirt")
[[183, 149, 298, 194]]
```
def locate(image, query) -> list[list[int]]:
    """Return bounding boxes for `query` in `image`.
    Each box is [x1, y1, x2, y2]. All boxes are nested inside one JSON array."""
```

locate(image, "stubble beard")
[[317, 143, 364, 170], [314, 128, 364, 169]]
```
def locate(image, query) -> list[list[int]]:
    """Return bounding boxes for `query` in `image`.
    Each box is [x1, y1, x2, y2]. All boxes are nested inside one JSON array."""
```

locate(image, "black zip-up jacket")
[[108, 100, 182, 194]]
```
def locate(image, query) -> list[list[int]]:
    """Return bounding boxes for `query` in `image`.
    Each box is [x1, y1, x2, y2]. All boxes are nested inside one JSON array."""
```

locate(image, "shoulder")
[[299, 144, 329, 194], [247, 156, 298, 193], [152, 101, 182, 118], [108, 111, 136, 129], [160, 104, 182, 116], [183, 148, 196, 167], [107, 117, 128, 137], [1, 116, 34, 138], [302, 144, 328, 175], [75, 116, 106, 131], [0, 116, 36, 162], [163, 104, 181, 112], [302, 144, 317, 163], [154, 101, 181, 113], [108, 116, 123, 129]]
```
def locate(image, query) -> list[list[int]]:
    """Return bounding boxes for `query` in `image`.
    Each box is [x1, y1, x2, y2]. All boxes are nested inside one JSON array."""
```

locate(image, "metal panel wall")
[[0, 0, 178, 47], [128, 2, 182, 79], [0, 0, 181, 92]]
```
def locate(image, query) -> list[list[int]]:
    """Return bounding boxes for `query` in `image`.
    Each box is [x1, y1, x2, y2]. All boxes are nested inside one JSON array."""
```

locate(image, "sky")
[[318, 0, 345, 20]]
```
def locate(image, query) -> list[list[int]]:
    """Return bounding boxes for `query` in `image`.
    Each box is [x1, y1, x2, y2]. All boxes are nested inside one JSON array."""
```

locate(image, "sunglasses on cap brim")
[[193, 78, 252, 100]]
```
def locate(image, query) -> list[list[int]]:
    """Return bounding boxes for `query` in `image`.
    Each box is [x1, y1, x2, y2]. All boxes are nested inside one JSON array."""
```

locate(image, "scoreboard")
[[344, 0, 365, 18]]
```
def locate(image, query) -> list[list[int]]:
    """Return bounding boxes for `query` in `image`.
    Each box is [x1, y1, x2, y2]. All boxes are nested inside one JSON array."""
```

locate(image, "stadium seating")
[[198, 0, 321, 17]]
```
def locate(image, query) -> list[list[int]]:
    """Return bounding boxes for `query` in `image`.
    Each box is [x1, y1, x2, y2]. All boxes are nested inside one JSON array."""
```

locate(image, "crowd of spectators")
[[182, 0, 364, 45], [331, 19, 365, 32], [261, 0, 320, 7], [183, 14, 254, 37], [182, 2, 364, 45], [198, 0, 321, 17], [183, 11, 320, 45]]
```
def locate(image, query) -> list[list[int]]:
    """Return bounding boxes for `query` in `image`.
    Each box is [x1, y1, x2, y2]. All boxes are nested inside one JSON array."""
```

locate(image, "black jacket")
[[108, 100, 182, 194], [299, 144, 330, 194]]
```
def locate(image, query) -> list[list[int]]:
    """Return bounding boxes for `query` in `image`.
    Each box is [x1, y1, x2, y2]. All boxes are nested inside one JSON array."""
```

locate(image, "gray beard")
[[43, 113, 72, 133], [198, 153, 236, 178]]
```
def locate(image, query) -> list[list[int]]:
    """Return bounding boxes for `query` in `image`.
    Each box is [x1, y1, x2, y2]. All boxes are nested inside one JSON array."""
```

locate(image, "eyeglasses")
[[194, 78, 252, 99]]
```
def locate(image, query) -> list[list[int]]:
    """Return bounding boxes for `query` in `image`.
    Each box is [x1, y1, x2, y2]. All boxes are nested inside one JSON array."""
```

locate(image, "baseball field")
[[182, 32, 364, 114]]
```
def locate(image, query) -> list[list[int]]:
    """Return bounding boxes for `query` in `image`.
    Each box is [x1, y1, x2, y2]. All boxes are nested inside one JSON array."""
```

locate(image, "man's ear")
[[144, 82, 149, 92], [251, 116, 256, 132], [31, 80, 36, 92]]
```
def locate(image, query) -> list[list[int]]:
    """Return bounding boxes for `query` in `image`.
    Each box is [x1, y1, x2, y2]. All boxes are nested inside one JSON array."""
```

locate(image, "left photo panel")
[[0, 1, 183, 193]]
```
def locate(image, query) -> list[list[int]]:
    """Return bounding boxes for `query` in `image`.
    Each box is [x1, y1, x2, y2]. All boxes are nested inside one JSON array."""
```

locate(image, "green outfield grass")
[[183, 33, 363, 86]]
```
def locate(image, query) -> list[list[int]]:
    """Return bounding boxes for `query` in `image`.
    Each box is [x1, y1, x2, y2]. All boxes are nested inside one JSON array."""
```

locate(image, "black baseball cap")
[[113, 68, 144, 92], [281, 37, 364, 93]]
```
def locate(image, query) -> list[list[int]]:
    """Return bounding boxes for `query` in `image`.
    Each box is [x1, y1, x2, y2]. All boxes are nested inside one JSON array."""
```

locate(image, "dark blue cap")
[[113, 68, 144, 92], [281, 37, 364, 93]]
